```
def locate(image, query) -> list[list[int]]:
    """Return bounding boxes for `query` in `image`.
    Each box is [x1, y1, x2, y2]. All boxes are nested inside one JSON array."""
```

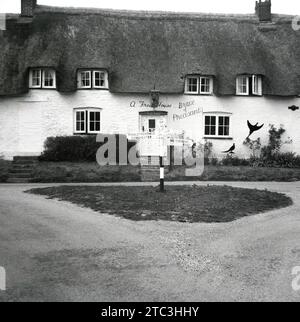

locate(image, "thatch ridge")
[[0, 5, 299, 96]]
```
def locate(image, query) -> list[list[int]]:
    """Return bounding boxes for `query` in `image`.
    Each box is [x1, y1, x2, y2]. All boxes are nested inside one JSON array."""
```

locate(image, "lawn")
[[167, 165, 300, 182], [30, 162, 141, 183], [29, 162, 300, 183], [27, 185, 293, 223]]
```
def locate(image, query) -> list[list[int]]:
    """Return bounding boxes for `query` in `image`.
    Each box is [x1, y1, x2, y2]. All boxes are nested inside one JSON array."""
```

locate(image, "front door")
[[140, 114, 167, 134]]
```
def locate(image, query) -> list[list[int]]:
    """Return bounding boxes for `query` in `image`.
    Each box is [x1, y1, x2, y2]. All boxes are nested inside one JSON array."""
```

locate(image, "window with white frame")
[[88, 110, 101, 133], [252, 75, 262, 96], [93, 71, 107, 88], [43, 69, 56, 88], [204, 114, 231, 137], [185, 75, 213, 94], [75, 110, 86, 134], [200, 77, 213, 94], [30, 69, 41, 88], [74, 108, 101, 134], [185, 76, 199, 94], [29, 68, 56, 89], [236, 75, 262, 96], [78, 70, 108, 89], [218, 116, 230, 136], [78, 70, 91, 88], [204, 116, 216, 136]]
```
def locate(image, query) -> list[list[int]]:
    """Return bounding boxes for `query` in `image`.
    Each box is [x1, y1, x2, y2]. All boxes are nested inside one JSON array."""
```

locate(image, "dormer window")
[[236, 75, 262, 96], [93, 71, 107, 88], [78, 70, 91, 88], [185, 75, 213, 95], [77, 69, 108, 89], [43, 69, 56, 88], [29, 68, 56, 89], [185, 76, 199, 94]]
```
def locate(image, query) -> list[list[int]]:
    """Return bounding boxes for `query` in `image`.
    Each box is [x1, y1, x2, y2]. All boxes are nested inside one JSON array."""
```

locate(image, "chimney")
[[255, 0, 272, 22], [21, 0, 37, 17]]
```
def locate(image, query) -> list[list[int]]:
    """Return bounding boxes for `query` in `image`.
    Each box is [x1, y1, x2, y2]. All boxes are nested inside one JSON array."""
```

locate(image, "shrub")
[[244, 124, 300, 168], [243, 137, 262, 158], [40, 135, 137, 163], [221, 155, 250, 166]]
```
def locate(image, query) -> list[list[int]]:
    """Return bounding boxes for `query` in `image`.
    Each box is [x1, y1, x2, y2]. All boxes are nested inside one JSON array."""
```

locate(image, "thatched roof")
[[0, 5, 299, 96]]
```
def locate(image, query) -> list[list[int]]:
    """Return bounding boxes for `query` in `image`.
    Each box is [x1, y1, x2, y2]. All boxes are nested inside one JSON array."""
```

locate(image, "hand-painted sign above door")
[[129, 99, 195, 110], [130, 101, 172, 108]]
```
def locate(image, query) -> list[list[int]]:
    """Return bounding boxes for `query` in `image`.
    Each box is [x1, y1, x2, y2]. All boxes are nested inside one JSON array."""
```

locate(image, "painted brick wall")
[[0, 90, 299, 160]]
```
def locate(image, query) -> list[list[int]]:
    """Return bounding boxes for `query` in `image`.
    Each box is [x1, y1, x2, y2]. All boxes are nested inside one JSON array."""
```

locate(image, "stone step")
[[13, 160, 38, 165], [7, 178, 30, 183], [9, 168, 33, 174], [13, 156, 38, 161], [10, 163, 34, 169], [8, 172, 32, 178]]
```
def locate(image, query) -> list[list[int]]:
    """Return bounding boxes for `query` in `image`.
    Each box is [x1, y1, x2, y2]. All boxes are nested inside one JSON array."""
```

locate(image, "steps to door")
[[7, 156, 38, 183]]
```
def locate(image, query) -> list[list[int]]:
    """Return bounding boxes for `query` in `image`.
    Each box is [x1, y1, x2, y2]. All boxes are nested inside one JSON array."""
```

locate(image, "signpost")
[[128, 131, 194, 190], [159, 156, 165, 192]]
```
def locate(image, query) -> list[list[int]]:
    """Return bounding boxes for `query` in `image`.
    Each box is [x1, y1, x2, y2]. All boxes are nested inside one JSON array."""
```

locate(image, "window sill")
[[236, 94, 263, 97], [29, 87, 57, 90], [73, 133, 101, 136], [77, 88, 109, 90], [184, 93, 213, 96], [203, 136, 233, 140]]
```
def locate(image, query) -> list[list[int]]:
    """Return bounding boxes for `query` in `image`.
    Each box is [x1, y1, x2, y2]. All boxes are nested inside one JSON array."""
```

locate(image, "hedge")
[[39, 135, 137, 162]]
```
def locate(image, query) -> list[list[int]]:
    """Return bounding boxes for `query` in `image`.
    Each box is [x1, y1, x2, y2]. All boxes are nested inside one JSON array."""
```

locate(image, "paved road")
[[0, 182, 300, 302]]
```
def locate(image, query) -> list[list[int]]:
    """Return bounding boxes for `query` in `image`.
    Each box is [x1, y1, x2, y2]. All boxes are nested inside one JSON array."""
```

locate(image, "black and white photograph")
[[0, 0, 300, 308]]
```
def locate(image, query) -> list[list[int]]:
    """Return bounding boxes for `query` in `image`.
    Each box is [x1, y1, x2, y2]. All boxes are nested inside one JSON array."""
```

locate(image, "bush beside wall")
[[40, 135, 137, 163]]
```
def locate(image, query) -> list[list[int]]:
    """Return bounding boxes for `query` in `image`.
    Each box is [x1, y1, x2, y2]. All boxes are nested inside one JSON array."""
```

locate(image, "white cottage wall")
[[0, 89, 299, 160]]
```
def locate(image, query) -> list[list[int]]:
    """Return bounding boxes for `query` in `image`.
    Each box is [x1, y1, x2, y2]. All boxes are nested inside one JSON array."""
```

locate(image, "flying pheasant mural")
[[247, 121, 264, 139]]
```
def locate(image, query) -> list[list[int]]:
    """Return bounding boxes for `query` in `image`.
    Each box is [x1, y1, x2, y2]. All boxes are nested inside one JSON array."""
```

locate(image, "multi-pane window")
[[236, 76, 249, 95], [236, 75, 262, 96], [205, 115, 231, 137], [79, 71, 91, 88], [93, 71, 106, 88], [30, 69, 41, 88], [205, 116, 216, 136], [185, 75, 213, 94], [43, 69, 56, 88], [75, 110, 86, 133], [74, 108, 101, 134], [78, 70, 108, 89], [200, 77, 212, 94], [88, 111, 101, 133], [29, 68, 56, 89], [218, 116, 230, 136], [185, 77, 199, 94], [252, 75, 262, 96]]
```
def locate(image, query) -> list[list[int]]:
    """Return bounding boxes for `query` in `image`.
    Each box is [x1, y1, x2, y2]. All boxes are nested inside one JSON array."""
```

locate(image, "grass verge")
[[27, 185, 293, 223], [28, 162, 300, 183]]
